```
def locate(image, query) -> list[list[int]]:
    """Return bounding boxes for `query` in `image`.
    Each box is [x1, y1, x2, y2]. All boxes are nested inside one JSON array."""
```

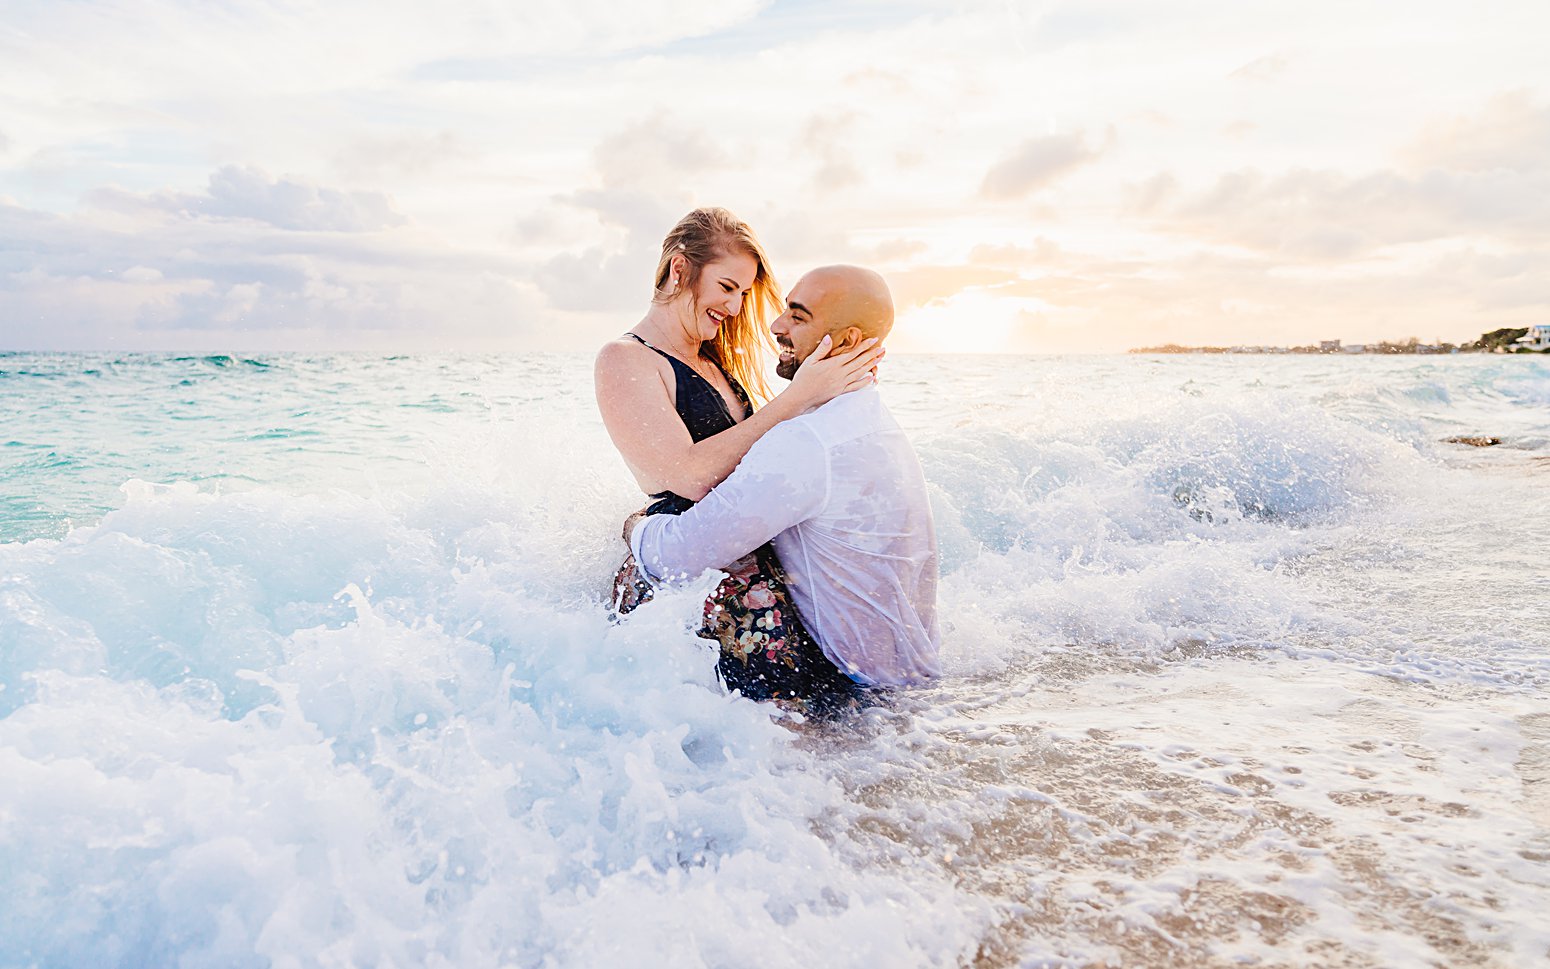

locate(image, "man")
[[627, 265, 940, 690]]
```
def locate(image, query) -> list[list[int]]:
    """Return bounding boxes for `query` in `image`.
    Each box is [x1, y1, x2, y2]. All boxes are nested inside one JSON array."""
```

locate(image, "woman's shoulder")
[[595, 335, 675, 402], [595, 334, 659, 372]]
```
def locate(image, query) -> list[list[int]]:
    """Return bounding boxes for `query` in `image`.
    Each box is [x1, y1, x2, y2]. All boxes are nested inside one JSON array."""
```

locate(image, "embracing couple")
[[595, 207, 939, 713]]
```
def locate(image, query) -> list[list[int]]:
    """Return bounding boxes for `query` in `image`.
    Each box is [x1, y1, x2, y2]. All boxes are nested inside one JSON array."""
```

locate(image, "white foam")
[[0, 482, 986, 965]]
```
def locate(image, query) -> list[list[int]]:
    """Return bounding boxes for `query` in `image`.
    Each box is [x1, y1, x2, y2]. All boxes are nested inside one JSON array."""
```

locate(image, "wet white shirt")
[[630, 386, 941, 687]]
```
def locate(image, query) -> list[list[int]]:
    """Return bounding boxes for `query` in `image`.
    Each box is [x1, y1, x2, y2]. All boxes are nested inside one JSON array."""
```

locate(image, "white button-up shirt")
[[630, 386, 941, 687]]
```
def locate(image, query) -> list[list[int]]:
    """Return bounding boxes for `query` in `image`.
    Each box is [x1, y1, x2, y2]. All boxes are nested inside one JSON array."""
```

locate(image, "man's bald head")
[[793, 265, 895, 343], [772, 264, 895, 380]]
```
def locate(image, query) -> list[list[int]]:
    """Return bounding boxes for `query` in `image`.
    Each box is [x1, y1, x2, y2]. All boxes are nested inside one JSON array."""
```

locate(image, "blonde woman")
[[595, 207, 881, 705]]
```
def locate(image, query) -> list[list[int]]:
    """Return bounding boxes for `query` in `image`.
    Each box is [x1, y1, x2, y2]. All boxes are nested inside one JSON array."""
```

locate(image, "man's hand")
[[782, 336, 881, 413], [622, 509, 649, 545]]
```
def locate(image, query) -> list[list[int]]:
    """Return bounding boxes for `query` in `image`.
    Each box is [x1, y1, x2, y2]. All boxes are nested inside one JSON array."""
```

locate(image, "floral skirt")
[[612, 541, 871, 714]]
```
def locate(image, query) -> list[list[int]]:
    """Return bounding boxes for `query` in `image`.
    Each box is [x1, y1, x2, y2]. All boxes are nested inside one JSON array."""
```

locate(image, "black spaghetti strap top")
[[626, 333, 753, 515]]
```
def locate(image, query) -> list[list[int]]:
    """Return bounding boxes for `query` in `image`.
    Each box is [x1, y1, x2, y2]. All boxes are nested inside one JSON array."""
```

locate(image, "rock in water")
[[1444, 435, 1502, 447]]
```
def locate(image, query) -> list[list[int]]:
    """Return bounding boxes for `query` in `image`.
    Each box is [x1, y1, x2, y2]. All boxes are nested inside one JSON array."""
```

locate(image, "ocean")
[[1, 351, 1547, 967]]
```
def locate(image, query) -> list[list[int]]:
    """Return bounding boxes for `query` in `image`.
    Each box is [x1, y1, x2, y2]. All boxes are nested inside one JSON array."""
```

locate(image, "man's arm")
[[628, 424, 826, 581]]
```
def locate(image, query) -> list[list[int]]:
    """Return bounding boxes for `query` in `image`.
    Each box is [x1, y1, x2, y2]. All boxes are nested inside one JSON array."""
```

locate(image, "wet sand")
[[805, 653, 1550, 967]]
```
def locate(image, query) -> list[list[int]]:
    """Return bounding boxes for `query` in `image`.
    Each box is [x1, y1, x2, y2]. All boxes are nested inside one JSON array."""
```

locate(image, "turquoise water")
[[1, 352, 585, 542], [2, 352, 1547, 966], [6, 351, 1547, 543]]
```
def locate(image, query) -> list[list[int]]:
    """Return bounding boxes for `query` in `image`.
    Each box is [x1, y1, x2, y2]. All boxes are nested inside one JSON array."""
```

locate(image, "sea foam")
[[1, 478, 987, 966]]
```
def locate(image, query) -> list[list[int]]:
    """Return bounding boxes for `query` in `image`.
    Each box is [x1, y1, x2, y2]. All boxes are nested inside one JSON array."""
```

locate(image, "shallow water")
[[1, 352, 1547, 966]]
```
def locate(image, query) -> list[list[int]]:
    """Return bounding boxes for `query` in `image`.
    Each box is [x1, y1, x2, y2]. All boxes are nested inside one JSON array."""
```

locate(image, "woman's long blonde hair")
[[652, 207, 781, 404]]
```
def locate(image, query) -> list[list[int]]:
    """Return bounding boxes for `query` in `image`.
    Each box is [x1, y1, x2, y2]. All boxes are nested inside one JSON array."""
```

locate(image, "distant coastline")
[[1130, 327, 1549, 355]]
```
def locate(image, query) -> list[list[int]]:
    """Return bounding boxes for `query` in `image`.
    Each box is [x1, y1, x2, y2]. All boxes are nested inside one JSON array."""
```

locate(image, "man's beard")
[[776, 344, 798, 380]]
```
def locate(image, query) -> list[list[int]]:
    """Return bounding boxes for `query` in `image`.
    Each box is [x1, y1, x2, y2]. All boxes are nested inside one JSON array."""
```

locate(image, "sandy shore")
[[804, 652, 1550, 967]]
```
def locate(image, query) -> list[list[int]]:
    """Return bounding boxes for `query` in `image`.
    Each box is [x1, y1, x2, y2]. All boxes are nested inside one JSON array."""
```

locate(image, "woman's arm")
[[595, 335, 880, 502]]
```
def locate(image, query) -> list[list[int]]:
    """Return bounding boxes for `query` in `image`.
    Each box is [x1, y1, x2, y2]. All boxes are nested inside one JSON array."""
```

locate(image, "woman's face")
[[678, 250, 758, 343]]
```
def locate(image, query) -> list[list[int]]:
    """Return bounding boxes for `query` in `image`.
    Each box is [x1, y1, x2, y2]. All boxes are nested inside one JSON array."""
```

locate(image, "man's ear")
[[832, 327, 865, 352]]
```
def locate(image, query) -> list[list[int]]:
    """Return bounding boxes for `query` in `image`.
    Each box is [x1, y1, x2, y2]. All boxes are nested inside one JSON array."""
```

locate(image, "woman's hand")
[[622, 508, 649, 544], [780, 335, 884, 412]]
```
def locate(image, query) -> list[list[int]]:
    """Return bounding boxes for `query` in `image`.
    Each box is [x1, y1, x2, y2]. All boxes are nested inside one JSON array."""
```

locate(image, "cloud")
[[591, 120, 732, 191], [750, 211, 869, 276], [1403, 90, 1550, 174], [533, 189, 686, 313], [980, 131, 1102, 199], [531, 119, 734, 313], [889, 243, 1550, 353], [968, 238, 1065, 268], [1025, 244, 1550, 349], [332, 130, 466, 180], [1148, 162, 1550, 260], [873, 223, 1550, 352], [1126, 172, 1178, 215], [1129, 109, 1174, 128], [90, 166, 410, 232], [886, 264, 1026, 311], [1131, 94, 1550, 261], [0, 1, 775, 100], [802, 113, 864, 193], [868, 238, 929, 262], [0, 178, 536, 350], [1229, 53, 1289, 82]]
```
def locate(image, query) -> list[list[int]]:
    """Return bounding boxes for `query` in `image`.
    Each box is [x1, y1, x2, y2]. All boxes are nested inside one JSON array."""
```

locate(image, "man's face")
[[769, 276, 828, 380]]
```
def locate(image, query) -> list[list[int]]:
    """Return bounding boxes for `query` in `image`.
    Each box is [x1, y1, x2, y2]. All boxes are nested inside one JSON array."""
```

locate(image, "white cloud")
[[530, 119, 733, 313], [1403, 90, 1550, 174], [332, 130, 467, 181], [102, 166, 412, 232], [968, 239, 1066, 269], [1126, 173, 1179, 215], [0, 0, 774, 99], [1229, 52, 1290, 82], [802, 113, 864, 194], [78, 177, 388, 235], [0, 181, 539, 350], [1152, 160, 1550, 260], [980, 132, 1103, 200]]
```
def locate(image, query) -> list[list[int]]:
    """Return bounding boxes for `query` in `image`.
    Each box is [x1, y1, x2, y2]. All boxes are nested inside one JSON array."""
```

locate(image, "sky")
[[2, 0, 1547, 354]]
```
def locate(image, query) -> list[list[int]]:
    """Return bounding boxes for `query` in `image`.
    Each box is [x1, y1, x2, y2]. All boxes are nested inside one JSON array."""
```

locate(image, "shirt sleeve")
[[630, 423, 826, 581]]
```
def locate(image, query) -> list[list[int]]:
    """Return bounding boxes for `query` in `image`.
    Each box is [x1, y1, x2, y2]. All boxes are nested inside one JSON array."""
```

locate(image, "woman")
[[595, 207, 881, 708]]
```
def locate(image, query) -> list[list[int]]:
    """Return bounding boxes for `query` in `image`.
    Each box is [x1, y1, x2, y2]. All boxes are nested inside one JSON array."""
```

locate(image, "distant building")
[[1343, 344, 1365, 354], [1513, 324, 1550, 351], [1320, 340, 1341, 353]]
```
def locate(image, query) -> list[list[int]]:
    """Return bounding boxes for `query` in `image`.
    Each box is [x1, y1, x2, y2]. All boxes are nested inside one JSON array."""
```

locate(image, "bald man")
[[627, 266, 941, 690]]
